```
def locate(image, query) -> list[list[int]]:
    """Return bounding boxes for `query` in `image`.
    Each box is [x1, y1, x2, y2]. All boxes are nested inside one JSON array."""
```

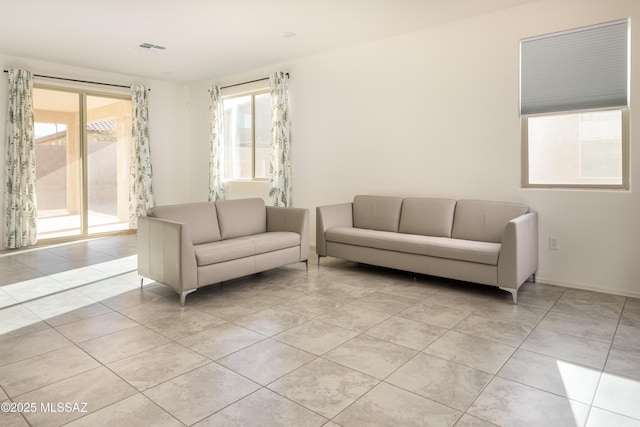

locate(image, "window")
[[222, 90, 271, 180], [521, 20, 629, 188]]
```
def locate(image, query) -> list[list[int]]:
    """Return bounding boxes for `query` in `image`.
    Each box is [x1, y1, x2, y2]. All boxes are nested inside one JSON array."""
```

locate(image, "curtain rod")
[[220, 73, 289, 90], [3, 70, 142, 90]]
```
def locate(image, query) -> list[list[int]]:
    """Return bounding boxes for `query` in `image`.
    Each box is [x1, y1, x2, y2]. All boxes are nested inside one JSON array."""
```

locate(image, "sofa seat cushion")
[[243, 232, 301, 255], [194, 239, 255, 266], [327, 227, 430, 255], [425, 236, 501, 265], [326, 227, 500, 265], [194, 232, 301, 267]]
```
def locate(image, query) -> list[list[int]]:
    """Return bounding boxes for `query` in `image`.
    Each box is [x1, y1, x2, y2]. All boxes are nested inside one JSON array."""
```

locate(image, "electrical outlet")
[[549, 237, 559, 250]]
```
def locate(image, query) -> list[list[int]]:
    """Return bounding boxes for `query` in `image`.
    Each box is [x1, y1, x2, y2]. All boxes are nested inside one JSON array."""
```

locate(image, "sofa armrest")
[[266, 206, 310, 261], [497, 211, 538, 290], [315, 202, 354, 256], [137, 216, 198, 295]]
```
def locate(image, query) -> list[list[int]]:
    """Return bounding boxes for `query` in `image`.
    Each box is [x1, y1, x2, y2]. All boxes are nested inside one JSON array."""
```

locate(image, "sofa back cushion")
[[353, 195, 404, 232], [148, 202, 221, 245], [399, 198, 457, 238], [215, 198, 267, 240], [452, 200, 529, 243]]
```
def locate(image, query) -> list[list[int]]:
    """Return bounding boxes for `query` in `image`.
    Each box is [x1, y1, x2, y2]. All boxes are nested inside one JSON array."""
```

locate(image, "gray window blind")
[[520, 20, 629, 116]]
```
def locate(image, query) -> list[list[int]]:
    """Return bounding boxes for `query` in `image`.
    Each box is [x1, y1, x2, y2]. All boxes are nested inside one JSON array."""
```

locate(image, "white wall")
[[0, 55, 190, 244], [186, 78, 211, 202], [188, 0, 640, 297]]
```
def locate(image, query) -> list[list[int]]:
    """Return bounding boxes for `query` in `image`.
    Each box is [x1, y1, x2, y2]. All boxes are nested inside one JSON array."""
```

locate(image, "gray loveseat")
[[137, 198, 309, 305], [316, 195, 537, 303]]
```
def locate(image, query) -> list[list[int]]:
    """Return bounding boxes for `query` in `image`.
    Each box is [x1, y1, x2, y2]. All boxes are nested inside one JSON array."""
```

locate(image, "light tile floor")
[[1, 234, 639, 426]]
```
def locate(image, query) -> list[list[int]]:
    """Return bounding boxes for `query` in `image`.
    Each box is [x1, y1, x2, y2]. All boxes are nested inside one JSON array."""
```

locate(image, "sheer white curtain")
[[4, 69, 37, 248], [208, 85, 225, 201], [129, 84, 154, 228], [268, 72, 291, 207]]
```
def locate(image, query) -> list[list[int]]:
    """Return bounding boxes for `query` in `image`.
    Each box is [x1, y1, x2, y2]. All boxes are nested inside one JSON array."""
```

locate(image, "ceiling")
[[0, 0, 539, 84]]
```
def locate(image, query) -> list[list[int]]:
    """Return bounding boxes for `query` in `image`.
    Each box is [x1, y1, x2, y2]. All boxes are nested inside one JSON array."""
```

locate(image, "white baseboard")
[[535, 275, 640, 299]]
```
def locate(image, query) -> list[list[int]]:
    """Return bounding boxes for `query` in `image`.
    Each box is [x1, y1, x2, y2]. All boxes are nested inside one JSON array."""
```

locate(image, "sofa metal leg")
[[304, 260, 309, 272], [499, 287, 518, 304], [179, 289, 197, 307], [531, 273, 536, 283], [140, 277, 144, 290], [317, 255, 321, 267]]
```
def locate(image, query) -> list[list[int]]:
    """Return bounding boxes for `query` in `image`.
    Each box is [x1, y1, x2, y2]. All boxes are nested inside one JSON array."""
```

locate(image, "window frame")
[[520, 19, 630, 190], [521, 107, 629, 189], [221, 88, 271, 182]]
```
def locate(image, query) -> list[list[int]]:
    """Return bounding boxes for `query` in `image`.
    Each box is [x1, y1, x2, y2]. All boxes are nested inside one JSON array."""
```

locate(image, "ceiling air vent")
[[138, 43, 166, 50]]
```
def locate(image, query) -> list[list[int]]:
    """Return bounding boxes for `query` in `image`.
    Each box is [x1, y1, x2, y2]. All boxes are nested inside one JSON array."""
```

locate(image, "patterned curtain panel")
[[268, 72, 291, 207], [129, 84, 154, 228], [208, 86, 225, 201], [4, 69, 37, 248]]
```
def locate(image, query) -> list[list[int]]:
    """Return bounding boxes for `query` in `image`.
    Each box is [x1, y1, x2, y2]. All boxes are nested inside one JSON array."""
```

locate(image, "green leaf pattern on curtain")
[[268, 72, 291, 207], [208, 86, 225, 201], [4, 69, 37, 248], [129, 84, 154, 228]]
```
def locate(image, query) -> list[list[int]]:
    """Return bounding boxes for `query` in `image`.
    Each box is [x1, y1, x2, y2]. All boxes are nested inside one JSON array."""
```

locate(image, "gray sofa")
[[316, 195, 537, 303], [137, 198, 309, 305]]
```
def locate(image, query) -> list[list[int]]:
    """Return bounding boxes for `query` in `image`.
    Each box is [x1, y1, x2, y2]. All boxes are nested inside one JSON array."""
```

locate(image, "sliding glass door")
[[33, 88, 82, 239], [33, 87, 132, 240], [85, 95, 132, 235]]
